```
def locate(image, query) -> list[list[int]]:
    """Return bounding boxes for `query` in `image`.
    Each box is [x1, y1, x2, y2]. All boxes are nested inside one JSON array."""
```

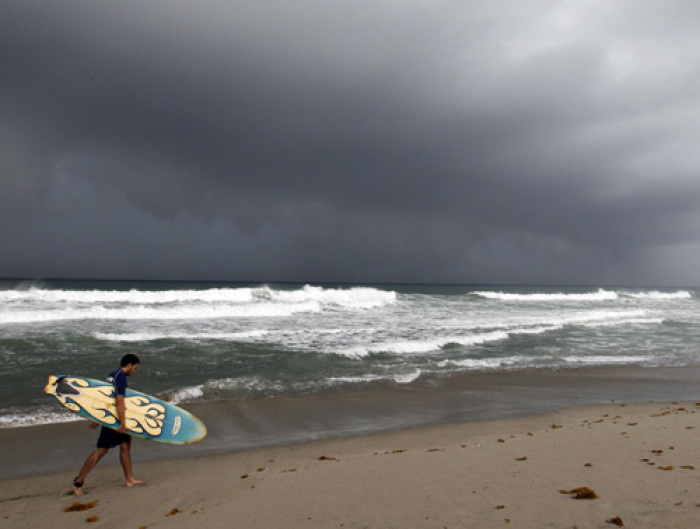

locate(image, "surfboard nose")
[[44, 375, 58, 394]]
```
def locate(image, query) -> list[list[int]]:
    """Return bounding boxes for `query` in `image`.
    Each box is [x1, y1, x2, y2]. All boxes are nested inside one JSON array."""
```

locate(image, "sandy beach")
[[3, 400, 700, 529]]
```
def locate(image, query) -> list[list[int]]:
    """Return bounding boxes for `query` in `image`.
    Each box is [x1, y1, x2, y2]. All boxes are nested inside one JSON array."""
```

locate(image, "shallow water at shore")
[[4, 364, 700, 480]]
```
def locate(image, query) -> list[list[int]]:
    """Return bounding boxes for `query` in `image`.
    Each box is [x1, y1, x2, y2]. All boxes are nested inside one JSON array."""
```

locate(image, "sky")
[[2, 1, 700, 286]]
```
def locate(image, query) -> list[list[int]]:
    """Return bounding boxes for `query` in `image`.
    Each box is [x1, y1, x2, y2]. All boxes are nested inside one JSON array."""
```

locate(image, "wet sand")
[[6, 364, 700, 483], [3, 400, 700, 529]]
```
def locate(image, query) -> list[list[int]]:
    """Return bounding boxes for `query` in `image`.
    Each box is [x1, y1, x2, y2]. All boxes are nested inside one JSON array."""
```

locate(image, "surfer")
[[71, 354, 146, 495]]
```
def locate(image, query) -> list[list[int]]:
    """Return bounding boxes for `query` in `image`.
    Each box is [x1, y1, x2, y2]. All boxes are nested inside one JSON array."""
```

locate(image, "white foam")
[[336, 309, 657, 358], [203, 376, 281, 393], [0, 284, 395, 307], [341, 330, 513, 357], [472, 289, 618, 302], [324, 374, 380, 384], [437, 356, 531, 369], [325, 369, 422, 385], [164, 385, 205, 405], [577, 316, 664, 328], [0, 287, 257, 304], [264, 285, 397, 309], [0, 301, 322, 324], [553, 309, 648, 325], [501, 310, 651, 331], [0, 409, 81, 429], [622, 290, 692, 300], [562, 355, 652, 365], [392, 369, 423, 384], [0, 285, 396, 325], [93, 330, 270, 342]]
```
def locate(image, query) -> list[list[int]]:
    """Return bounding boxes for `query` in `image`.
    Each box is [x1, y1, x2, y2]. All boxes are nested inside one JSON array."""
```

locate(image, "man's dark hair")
[[120, 353, 140, 367]]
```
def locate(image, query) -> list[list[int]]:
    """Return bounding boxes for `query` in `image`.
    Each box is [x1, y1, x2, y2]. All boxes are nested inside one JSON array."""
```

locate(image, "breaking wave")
[[0, 285, 397, 324], [472, 289, 692, 302]]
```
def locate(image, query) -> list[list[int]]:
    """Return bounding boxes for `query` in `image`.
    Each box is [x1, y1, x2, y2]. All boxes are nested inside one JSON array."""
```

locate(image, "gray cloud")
[[2, 1, 700, 284]]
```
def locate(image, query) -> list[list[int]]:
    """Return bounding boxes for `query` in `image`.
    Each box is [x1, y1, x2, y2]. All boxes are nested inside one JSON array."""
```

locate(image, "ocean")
[[3, 279, 700, 472]]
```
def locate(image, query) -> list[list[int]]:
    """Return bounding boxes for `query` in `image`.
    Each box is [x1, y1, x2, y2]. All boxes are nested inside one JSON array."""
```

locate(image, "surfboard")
[[44, 375, 207, 445]]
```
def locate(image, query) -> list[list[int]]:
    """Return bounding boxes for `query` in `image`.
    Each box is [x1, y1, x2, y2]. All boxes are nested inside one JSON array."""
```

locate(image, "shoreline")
[[4, 364, 700, 481], [3, 399, 700, 528]]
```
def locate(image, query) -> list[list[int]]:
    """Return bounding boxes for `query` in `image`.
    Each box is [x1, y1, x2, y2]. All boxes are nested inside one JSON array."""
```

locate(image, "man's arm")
[[115, 395, 128, 433]]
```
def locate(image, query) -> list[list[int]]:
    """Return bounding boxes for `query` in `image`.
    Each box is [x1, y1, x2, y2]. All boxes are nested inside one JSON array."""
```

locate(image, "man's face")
[[124, 363, 140, 376]]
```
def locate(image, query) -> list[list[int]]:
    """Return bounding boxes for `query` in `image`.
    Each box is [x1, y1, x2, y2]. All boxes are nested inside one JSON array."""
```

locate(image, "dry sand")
[[2, 400, 700, 529]]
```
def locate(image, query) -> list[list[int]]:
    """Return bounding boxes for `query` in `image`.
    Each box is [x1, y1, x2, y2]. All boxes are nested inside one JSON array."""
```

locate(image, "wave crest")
[[0, 285, 397, 324], [471, 289, 618, 302]]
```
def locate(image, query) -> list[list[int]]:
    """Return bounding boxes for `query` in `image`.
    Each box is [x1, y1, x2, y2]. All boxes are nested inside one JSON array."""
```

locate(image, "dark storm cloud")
[[2, 1, 700, 284]]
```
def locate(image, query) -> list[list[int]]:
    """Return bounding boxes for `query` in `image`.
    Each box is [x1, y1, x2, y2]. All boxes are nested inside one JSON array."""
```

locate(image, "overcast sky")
[[2, 1, 700, 286]]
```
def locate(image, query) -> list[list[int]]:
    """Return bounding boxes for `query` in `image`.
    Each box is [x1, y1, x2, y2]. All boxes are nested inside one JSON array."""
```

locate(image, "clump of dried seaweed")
[[560, 487, 599, 500], [65, 500, 99, 512]]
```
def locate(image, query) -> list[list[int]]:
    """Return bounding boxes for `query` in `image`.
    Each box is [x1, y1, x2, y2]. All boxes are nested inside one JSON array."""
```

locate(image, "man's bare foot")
[[71, 482, 85, 495], [125, 478, 146, 488]]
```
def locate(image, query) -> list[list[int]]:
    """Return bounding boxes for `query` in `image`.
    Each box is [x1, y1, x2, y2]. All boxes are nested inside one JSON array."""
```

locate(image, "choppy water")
[[2, 280, 699, 429]]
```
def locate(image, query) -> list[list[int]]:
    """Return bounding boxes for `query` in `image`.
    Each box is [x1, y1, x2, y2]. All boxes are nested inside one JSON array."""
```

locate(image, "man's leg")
[[119, 441, 145, 488], [71, 448, 109, 495]]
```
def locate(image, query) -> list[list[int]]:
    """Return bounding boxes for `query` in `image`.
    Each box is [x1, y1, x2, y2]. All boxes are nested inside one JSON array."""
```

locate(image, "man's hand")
[[115, 395, 128, 434]]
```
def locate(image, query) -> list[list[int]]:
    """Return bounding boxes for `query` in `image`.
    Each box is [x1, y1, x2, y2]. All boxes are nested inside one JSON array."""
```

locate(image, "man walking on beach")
[[71, 354, 146, 495]]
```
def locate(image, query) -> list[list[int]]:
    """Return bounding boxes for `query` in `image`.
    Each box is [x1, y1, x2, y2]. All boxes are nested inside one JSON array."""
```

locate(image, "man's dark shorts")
[[97, 426, 131, 449]]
